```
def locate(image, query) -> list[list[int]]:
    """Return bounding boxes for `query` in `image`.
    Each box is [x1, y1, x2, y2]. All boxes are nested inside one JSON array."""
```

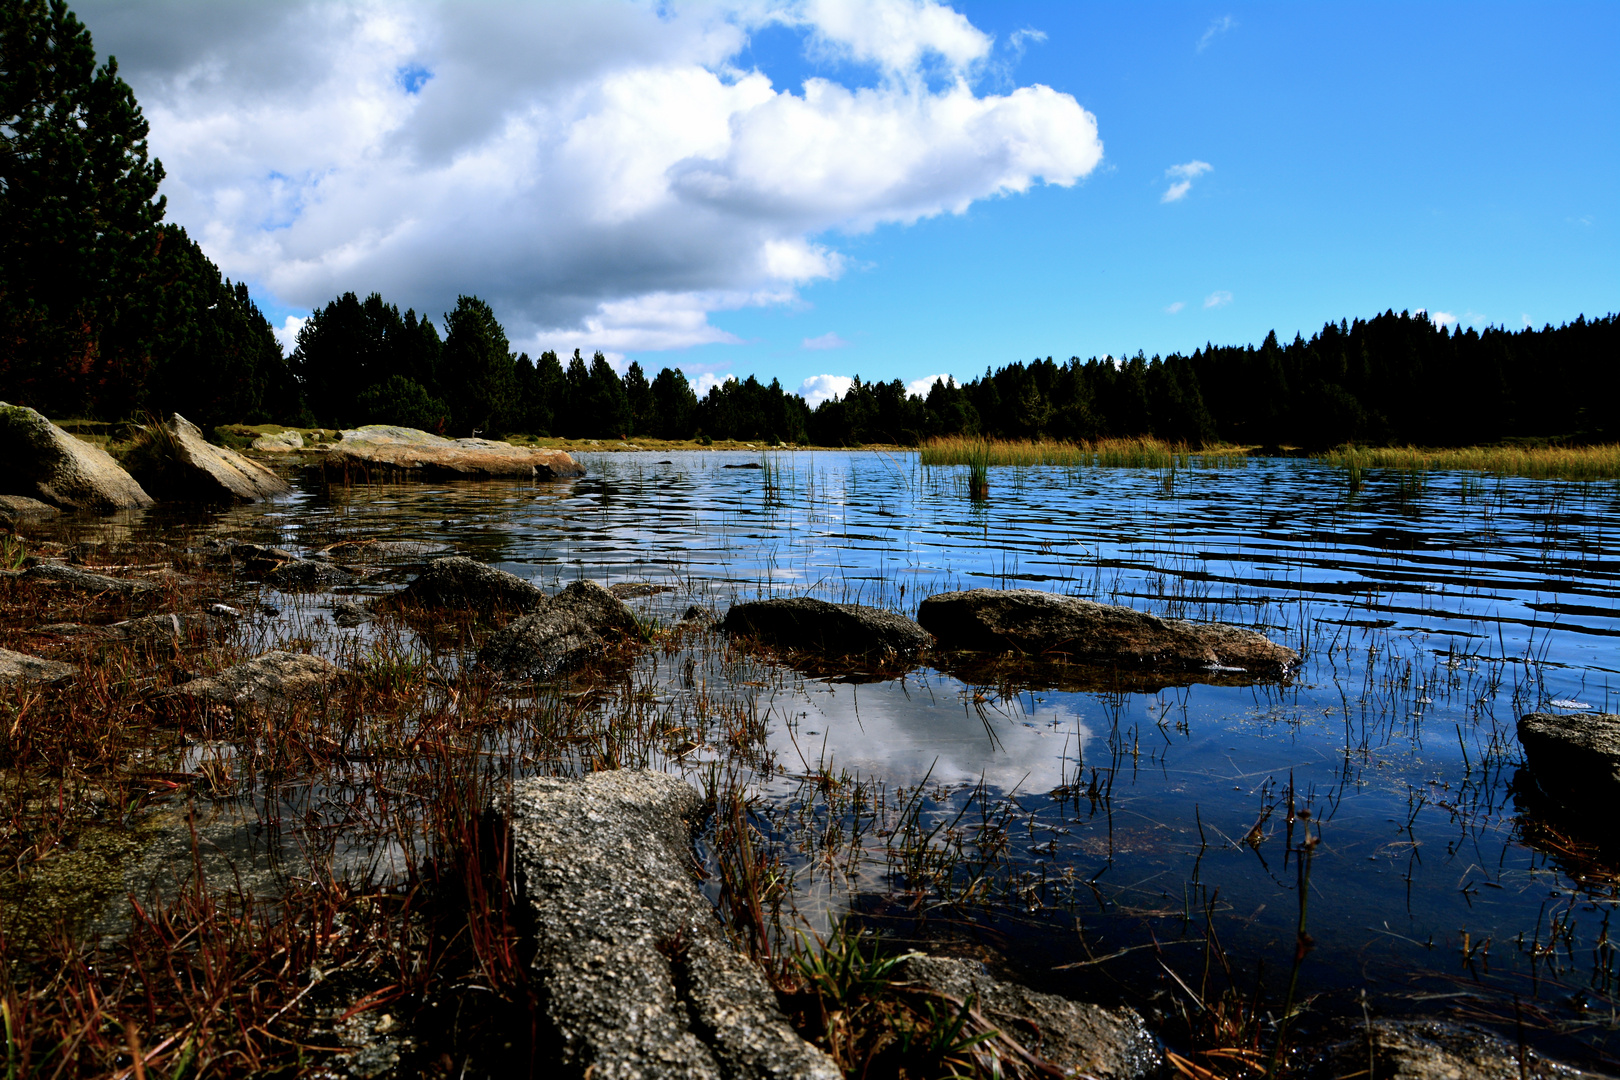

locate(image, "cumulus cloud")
[[1425, 309, 1459, 328], [1197, 15, 1236, 52], [1161, 160, 1212, 203], [1164, 301, 1185, 315], [80, 0, 1104, 356], [1204, 290, 1232, 308], [803, 331, 850, 350], [799, 374, 855, 405], [272, 314, 307, 354], [906, 373, 954, 397]]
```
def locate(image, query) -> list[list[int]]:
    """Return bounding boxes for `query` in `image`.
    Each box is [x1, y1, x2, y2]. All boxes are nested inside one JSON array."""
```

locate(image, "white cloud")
[[273, 314, 306, 353], [802, 331, 850, 350], [1162, 160, 1212, 203], [693, 372, 735, 397], [798, 374, 855, 406], [1426, 310, 1458, 328], [906, 373, 954, 397], [1204, 290, 1232, 308], [83, 0, 1104, 354], [1197, 15, 1236, 53], [1164, 301, 1185, 315]]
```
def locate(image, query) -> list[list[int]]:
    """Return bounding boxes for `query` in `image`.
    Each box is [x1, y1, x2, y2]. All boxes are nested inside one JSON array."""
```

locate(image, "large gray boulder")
[[1518, 711, 1620, 820], [0, 647, 75, 685], [398, 555, 547, 613], [124, 413, 290, 503], [508, 770, 840, 1080], [918, 589, 1298, 674], [478, 580, 640, 678], [250, 429, 304, 451], [893, 956, 1161, 1080], [721, 597, 930, 662], [0, 402, 153, 512], [1307, 1018, 1599, 1079], [326, 425, 584, 480]]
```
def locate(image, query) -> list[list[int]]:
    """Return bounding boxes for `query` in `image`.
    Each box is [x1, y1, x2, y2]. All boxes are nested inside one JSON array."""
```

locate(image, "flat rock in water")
[[0, 647, 75, 684], [173, 651, 340, 709], [399, 555, 547, 612], [1307, 1018, 1598, 1079], [918, 589, 1298, 674], [1517, 711, 1620, 820], [893, 956, 1161, 1080], [124, 413, 290, 503], [326, 425, 584, 480], [15, 563, 158, 596], [0, 402, 153, 512], [508, 770, 840, 1080], [250, 429, 304, 451], [0, 494, 59, 520], [478, 580, 639, 678], [265, 558, 358, 590], [721, 597, 931, 662]]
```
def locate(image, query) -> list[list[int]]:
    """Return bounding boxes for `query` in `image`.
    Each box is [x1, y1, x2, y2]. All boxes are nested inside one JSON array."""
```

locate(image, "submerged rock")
[[124, 413, 290, 503], [13, 563, 159, 596], [250, 429, 304, 451], [325, 425, 584, 481], [0, 647, 75, 685], [721, 597, 931, 662], [508, 770, 840, 1080], [1517, 711, 1620, 820], [398, 555, 547, 612], [478, 580, 639, 678], [1307, 1017, 1599, 1079], [892, 956, 1161, 1080], [0, 401, 153, 512], [173, 651, 340, 709], [918, 589, 1298, 674], [0, 494, 59, 521]]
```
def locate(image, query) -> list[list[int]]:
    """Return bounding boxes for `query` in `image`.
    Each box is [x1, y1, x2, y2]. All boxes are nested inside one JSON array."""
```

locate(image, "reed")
[[1315, 442, 1620, 481], [920, 436, 1251, 470]]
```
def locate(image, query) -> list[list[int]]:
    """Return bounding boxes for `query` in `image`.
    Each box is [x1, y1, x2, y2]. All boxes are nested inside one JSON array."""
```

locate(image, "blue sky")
[[88, 1, 1617, 401]]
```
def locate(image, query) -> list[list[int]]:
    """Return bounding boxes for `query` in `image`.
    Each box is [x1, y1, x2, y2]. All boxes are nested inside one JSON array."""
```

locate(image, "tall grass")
[[920, 436, 1250, 470], [1316, 443, 1620, 481]]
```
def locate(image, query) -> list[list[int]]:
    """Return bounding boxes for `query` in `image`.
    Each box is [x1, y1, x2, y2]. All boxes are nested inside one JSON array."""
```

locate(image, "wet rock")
[[266, 558, 359, 590], [478, 580, 640, 679], [1307, 1017, 1600, 1079], [0, 401, 154, 512], [325, 425, 584, 480], [398, 555, 547, 613], [250, 429, 305, 451], [1517, 711, 1620, 820], [15, 563, 159, 596], [722, 597, 931, 662], [918, 589, 1298, 674], [508, 770, 840, 1080], [172, 651, 341, 709], [609, 581, 675, 599], [229, 542, 292, 573], [109, 612, 225, 641], [892, 956, 1161, 1080], [332, 599, 369, 627], [0, 647, 75, 684], [124, 413, 291, 503], [0, 494, 59, 521]]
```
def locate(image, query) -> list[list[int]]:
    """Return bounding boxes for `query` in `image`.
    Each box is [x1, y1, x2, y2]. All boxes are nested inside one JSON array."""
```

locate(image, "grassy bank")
[[919, 436, 1252, 469], [1314, 442, 1620, 481]]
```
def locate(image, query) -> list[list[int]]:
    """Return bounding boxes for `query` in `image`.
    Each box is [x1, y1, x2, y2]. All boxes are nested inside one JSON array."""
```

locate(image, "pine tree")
[[441, 295, 515, 437]]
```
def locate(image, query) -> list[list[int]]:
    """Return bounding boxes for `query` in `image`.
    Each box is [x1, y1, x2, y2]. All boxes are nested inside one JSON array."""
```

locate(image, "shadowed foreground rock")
[[325, 425, 584, 480], [398, 555, 547, 612], [1518, 711, 1620, 821], [0, 494, 59, 522], [0, 402, 153, 512], [0, 647, 75, 685], [6, 563, 159, 596], [919, 589, 1298, 674], [173, 651, 340, 710], [509, 770, 841, 1080], [124, 413, 290, 503], [721, 598, 931, 663], [893, 956, 1161, 1080], [478, 580, 640, 678], [1307, 1018, 1598, 1079]]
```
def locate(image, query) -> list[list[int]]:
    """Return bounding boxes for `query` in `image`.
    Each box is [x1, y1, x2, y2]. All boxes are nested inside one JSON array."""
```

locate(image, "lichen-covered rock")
[[892, 956, 1162, 1080], [173, 651, 340, 710], [508, 770, 840, 1079], [1518, 711, 1620, 820], [124, 413, 290, 503], [478, 580, 640, 678], [0, 647, 75, 685], [250, 429, 304, 451], [398, 555, 547, 612], [325, 425, 583, 480], [918, 588, 1298, 674], [721, 597, 931, 662], [1307, 1017, 1600, 1079], [15, 563, 159, 596], [0, 402, 153, 512]]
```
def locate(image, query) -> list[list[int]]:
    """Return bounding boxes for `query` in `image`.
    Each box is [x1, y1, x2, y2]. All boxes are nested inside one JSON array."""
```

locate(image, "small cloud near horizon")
[[273, 314, 306, 353], [1198, 15, 1236, 52], [1164, 301, 1185, 315], [1425, 309, 1459, 328], [799, 374, 854, 406], [906, 373, 955, 397], [1204, 290, 1233, 309], [802, 331, 850, 350], [1162, 161, 1212, 203]]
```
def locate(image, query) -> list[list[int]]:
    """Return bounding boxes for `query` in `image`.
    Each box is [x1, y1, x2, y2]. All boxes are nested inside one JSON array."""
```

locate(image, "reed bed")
[[1315, 442, 1620, 481], [920, 436, 1251, 470]]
